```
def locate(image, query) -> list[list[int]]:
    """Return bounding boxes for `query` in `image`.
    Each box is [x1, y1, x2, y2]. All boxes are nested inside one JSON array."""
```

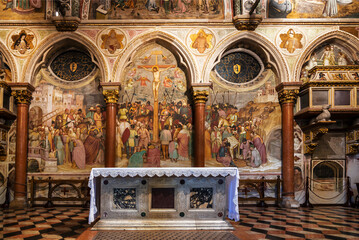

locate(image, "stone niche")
[[93, 176, 233, 230]]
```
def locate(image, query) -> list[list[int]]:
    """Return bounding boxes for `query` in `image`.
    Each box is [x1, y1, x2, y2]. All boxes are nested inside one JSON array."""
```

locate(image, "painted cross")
[[138, 50, 175, 142]]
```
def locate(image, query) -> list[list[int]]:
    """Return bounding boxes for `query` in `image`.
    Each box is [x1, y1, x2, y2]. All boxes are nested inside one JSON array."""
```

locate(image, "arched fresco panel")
[[116, 43, 193, 168], [27, 49, 106, 173], [207, 66, 282, 172]]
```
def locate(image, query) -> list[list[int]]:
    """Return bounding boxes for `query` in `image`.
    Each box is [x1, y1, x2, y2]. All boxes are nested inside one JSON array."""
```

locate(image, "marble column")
[[100, 83, 121, 168], [8, 83, 34, 208], [191, 83, 211, 167], [276, 82, 301, 208]]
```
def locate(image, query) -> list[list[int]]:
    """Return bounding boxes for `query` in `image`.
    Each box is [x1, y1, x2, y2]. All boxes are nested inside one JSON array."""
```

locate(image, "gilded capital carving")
[[347, 144, 359, 155], [192, 90, 209, 104], [278, 89, 299, 105], [11, 90, 33, 105], [304, 142, 318, 155], [103, 89, 119, 104]]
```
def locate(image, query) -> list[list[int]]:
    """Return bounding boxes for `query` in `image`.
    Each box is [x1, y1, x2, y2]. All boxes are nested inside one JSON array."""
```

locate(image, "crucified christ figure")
[[141, 65, 174, 101]]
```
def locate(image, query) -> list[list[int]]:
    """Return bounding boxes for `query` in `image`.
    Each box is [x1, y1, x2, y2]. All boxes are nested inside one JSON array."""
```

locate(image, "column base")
[[281, 196, 300, 208], [9, 197, 28, 209]]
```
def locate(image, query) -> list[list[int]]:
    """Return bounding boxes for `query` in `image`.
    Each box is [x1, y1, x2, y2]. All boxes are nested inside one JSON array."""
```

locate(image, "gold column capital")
[[9, 83, 35, 105], [277, 89, 299, 105], [99, 82, 121, 104], [11, 90, 33, 105], [103, 89, 119, 104], [275, 82, 301, 105], [192, 90, 209, 104], [191, 82, 212, 104]]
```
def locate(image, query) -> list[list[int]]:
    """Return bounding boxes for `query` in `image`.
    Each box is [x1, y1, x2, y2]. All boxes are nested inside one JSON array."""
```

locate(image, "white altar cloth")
[[88, 167, 239, 224]]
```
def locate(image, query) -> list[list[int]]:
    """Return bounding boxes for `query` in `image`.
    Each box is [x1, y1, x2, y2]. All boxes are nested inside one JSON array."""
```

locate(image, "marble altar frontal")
[[89, 167, 239, 230]]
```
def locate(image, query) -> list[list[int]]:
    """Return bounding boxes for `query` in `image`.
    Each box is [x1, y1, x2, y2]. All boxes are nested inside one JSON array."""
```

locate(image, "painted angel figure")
[[279, 29, 303, 54], [190, 30, 213, 54]]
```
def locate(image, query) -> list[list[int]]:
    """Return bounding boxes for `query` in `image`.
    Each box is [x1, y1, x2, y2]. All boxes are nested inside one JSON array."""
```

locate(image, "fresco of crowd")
[[28, 99, 271, 170], [28, 105, 105, 170], [117, 100, 270, 168]]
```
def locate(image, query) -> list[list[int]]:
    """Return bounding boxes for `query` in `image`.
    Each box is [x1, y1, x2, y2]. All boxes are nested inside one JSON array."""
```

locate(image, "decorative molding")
[[308, 65, 359, 75], [233, 16, 262, 31], [312, 127, 328, 141], [347, 144, 359, 155], [52, 17, 81, 32], [103, 90, 120, 104], [301, 81, 359, 89]]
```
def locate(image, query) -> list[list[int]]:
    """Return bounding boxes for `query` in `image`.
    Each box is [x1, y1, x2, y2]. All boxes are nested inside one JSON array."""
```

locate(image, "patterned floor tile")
[[2, 206, 359, 239]]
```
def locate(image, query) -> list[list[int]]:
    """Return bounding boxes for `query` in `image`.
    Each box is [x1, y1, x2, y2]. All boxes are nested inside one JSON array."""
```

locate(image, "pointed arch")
[[203, 31, 290, 85], [294, 30, 359, 81], [21, 32, 108, 85], [113, 30, 198, 86], [0, 40, 18, 82]]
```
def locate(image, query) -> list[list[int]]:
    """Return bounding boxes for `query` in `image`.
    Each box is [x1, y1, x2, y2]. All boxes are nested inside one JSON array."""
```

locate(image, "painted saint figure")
[[251, 132, 267, 164], [337, 52, 348, 66], [145, 0, 159, 12], [14, 33, 28, 54], [93, 105, 103, 131], [177, 125, 190, 161], [103, 30, 123, 54], [321, 46, 335, 66], [54, 130, 65, 165], [322, 0, 337, 17], [192, 32, 209, 54]]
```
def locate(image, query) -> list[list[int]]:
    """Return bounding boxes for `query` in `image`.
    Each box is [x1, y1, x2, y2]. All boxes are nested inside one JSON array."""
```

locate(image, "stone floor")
[[1, 206, 359, 240]]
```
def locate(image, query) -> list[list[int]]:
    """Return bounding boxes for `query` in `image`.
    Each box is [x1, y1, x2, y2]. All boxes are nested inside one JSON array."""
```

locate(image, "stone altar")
[[88, 167, 239, 230]]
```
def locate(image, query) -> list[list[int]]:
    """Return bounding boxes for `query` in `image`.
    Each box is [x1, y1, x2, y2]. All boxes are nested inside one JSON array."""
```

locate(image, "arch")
[[0, 40, 18, 82], [204, 31, 289, 85], [294, 30, 359, 81], [21, 32, 108, 85], [113, 30, 198, 85]]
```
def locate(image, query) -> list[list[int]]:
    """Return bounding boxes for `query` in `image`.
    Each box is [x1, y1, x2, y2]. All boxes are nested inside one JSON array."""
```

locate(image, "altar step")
[[92, 219, 234, 231], [93, 230, 239, 240]]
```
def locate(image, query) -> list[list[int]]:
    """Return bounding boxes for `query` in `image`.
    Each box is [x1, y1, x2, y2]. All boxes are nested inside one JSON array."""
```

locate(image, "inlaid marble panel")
[[113, 188, 136, 209], [190, 188, 213, 208]]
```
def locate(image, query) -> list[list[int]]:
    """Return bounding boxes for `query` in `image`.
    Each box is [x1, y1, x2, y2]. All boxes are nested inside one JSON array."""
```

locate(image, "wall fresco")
[[88, 0, 224, 19], [268, 0, 359, 18], [27, 73, 106, 173], [207, 69, 282, 172], [117, 43, 193, 167], [0, 0, 45, 20]]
